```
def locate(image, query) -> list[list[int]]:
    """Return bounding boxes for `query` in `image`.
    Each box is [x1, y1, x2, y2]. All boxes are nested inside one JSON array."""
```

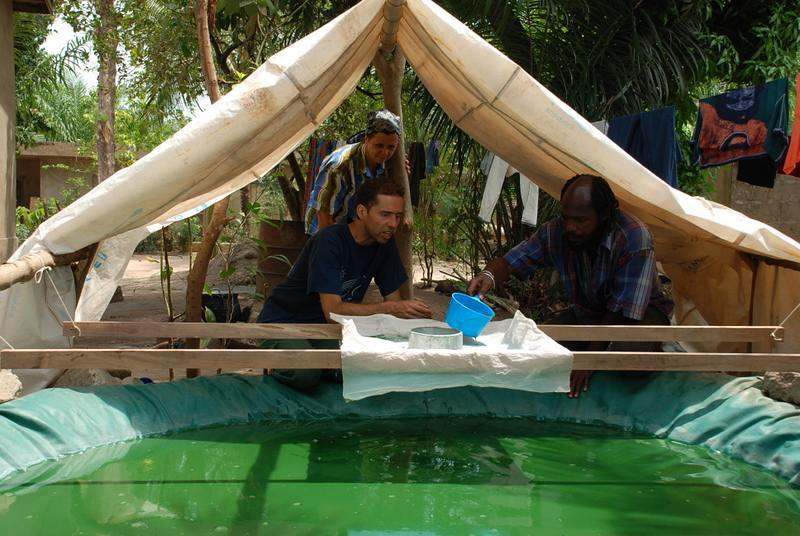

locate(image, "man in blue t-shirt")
[[258, 178, 432, 389]]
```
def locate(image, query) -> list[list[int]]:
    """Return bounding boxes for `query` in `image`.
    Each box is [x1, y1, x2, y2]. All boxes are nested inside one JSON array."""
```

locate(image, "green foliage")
[[14, 13, 93, 148]]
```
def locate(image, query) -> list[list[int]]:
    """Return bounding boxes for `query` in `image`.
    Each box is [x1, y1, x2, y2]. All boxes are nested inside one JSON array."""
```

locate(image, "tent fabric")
[[1, 0, 800, 392], [1, 372, 800, 486]]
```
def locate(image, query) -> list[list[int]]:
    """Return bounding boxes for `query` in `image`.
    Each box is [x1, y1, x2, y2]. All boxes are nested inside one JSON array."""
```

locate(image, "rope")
[[35, 266, 81, 339], [0, 334, 15, 350], [771, 300, 800, 342]]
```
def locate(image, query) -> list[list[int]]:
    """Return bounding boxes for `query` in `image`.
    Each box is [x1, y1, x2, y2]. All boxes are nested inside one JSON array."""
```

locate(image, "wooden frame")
[[2, 349, 798, 372], [0, 321, 786, 373], [62, 322, 784, 344]]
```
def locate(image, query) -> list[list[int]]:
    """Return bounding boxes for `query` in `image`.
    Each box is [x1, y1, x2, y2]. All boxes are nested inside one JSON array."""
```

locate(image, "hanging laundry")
[[692, 79, 789, 168], [425, 139, 440, 174], [519, 175, 539, 226], [607, 106, 680, 188], [479, 153, 533, 223], [736, 156, 777, 188], [407, 141, 427, 207], [479, 154, 510, 222], [737, 143, 790, 188], [783, 74, 800, 177]]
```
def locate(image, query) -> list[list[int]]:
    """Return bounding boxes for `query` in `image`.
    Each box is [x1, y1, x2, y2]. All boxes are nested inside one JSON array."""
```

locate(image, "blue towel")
[[607, 106, 680, 188]]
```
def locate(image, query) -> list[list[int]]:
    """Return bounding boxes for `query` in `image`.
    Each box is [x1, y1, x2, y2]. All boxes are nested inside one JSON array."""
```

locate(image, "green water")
[[1, 419, 799, 535]]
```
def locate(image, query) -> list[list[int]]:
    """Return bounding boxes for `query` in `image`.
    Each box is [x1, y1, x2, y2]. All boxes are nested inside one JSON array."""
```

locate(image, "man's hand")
[[385, 299, 433, 319], [466, 272, 494, 297], [569, 370, 593, 398]]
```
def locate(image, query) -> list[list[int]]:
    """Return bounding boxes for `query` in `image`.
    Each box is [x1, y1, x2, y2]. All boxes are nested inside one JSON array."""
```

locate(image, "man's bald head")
[[559, 175, 619, 248]]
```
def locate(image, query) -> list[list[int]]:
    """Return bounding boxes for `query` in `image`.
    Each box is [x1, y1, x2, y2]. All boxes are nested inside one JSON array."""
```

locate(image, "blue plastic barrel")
[[445, 292, 496, 337]]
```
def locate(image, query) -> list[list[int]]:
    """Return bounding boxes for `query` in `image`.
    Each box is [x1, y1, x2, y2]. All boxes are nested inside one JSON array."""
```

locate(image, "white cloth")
[[480, 153, 538, 225], [478, 153, 510, 222], [519, 175, 539, 226], [332, 311, 573, 401]]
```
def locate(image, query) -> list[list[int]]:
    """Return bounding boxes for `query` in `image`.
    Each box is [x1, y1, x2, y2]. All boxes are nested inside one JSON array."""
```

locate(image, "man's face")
[[561, 185, 602, 249], [363, 132, 400, 168], [357, 194, 404, 244]]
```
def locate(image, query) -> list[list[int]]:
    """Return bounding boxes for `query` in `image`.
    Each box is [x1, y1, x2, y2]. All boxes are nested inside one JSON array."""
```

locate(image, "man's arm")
[[319, 292, 432, 321], [467, 223, 553, 296]]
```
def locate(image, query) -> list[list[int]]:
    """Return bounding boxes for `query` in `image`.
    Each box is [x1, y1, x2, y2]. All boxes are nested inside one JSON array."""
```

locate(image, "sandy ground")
[[79, 253, 467, 380]]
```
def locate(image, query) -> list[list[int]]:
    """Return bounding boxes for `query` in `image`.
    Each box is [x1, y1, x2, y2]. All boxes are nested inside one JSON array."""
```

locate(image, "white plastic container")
[[408, 326, 463, 350]]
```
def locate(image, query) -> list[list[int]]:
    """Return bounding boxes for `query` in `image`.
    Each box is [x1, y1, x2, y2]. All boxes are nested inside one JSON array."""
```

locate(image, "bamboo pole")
[[0, 246, 93, 291], [380, 0, 406, 53]]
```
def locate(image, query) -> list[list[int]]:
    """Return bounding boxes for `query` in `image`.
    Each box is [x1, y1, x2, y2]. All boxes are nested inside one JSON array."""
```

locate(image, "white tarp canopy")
[[2, 0, 800, 392]]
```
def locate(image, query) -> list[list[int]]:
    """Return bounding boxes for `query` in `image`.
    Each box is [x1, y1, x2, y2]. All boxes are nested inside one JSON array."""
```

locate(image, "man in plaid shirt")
[[468, 174, 673, 398]]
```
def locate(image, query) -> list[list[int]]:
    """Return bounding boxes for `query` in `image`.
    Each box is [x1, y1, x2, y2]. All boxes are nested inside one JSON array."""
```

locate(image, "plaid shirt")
[[304, 142, 385, 234], [504, 211, 673, 321]]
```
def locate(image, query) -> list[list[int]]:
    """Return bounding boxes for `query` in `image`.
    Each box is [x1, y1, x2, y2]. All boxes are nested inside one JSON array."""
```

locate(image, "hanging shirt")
[[519, 175, 539, 226], [304, 142, 386, 235], [407, 141, 427, 207], [782, 74, 800, 177], [504, 211, 673, 321], [425, 139, 440, 174], [692, 79, 789, 168], [479, 153, 510, 222], [607, 106, 680, 188], [258, 224, 407, 324]]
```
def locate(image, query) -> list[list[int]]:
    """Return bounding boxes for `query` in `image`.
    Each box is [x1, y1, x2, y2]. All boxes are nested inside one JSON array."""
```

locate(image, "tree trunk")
[[373, 48, 414, 299], [185, 0, 227, 377], [95, 0, 118, 183], [276, 171, 303, 221]]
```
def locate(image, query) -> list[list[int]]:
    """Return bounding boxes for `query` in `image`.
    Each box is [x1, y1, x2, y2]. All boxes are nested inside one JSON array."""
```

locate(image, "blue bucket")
[[445, 292, 496, 337]]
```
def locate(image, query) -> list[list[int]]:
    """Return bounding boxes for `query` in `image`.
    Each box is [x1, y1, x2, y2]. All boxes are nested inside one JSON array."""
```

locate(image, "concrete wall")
[[730, 174, 800, 243], [38, 157, 94, 203]]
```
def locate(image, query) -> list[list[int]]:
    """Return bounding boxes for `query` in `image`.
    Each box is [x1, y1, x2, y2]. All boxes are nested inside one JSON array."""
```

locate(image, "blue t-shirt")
[[258, 224, 407, 324]]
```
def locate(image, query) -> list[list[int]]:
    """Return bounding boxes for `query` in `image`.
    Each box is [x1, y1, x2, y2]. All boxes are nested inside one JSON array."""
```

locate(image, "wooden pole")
[[62, 321, 785, 344], [374, 0, 413, 299], [185, 0, 227, 378], [3, 348, 799, 372], [0, 2, 16, 262]]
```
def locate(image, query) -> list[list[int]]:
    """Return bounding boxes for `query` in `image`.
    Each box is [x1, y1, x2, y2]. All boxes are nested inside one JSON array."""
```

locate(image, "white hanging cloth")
[[480, 153, 538, 225], [479, 153, 510, 222], [519, 174, 539, 226]]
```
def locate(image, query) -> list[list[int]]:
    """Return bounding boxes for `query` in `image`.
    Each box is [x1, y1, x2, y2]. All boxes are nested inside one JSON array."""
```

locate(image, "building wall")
[[729, 173, 800, 243], [38, 156, 95, 203], [16, 157, 40, 207]]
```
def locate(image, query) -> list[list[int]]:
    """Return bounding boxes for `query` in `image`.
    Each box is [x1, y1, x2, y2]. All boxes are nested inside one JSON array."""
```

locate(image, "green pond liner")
[[0, 371, 799, 487]]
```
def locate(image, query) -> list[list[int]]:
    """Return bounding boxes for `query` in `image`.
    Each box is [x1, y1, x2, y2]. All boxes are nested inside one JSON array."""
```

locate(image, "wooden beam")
[[3, 349, 800, 372], [0, 349, 341, 370], [63, 322, 783, 343], [540, 325, 782, 343], [63, 322, 341, 340]]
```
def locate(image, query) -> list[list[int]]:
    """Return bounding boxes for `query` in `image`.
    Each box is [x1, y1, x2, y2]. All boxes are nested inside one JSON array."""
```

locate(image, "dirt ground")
[[81, 253, 466, 380]]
